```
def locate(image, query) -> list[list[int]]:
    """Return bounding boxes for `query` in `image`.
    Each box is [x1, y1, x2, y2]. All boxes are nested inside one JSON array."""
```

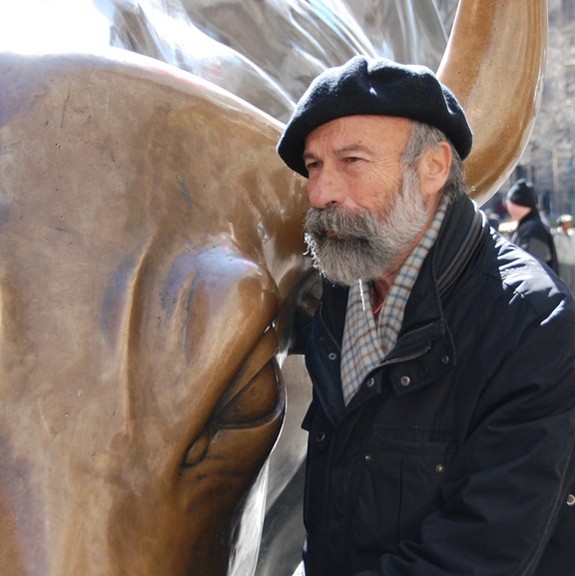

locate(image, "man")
[[506, 178, 559, 273], [554, 213, 575, 295], [276, 56, 575, 576]]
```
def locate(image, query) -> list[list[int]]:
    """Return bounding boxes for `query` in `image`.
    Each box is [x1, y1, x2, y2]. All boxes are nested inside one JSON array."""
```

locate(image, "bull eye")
[[180, 329, 285, 472], [211, 327, 282, 428], [180, 360, 280, 470], [181, 329, 282, 470]]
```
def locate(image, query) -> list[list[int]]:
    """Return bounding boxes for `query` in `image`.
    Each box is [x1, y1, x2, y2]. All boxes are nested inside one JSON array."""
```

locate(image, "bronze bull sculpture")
[[0, 0, 547, 574]]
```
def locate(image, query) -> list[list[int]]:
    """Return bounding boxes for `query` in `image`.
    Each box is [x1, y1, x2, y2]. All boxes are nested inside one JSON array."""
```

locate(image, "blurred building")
[[500, 0, 575, 219], [440, 0, 575, 220]]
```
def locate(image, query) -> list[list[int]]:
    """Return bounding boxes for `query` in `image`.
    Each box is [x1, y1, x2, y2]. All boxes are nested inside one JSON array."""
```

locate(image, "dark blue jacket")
[[510, 208, 559, 274], [300, 194, 575, 576]]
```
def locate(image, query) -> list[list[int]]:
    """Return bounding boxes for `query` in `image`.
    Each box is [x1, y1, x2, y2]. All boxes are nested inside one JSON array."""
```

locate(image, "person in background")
[[554, 213, 575, 294], [506, 178, 559, 273], [276, 55, 575, 576]]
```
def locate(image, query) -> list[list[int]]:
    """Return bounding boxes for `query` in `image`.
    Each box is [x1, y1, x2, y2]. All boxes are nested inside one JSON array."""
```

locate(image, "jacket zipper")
[[375, 341, 433, 367]]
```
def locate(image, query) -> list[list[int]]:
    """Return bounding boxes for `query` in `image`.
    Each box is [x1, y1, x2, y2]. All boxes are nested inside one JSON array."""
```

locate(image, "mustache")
[[304, 206, 381, 240]]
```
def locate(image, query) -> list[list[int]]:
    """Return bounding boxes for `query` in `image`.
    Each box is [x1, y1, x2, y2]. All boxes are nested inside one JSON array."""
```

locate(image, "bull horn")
[[437, 0, 547, 205]]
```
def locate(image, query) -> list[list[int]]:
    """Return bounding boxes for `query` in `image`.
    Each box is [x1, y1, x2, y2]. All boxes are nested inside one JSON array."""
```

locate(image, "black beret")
[[277, 55, 473, 177], [507, 179, 537, 208]]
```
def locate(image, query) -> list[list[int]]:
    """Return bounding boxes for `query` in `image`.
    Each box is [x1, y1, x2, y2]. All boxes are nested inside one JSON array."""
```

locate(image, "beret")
[[507, 179, 537, 208], [277, 55, 473, 177]]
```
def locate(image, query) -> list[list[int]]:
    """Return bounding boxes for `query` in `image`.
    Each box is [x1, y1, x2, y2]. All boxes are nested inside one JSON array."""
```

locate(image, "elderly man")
[[277, 56, 575, 576]]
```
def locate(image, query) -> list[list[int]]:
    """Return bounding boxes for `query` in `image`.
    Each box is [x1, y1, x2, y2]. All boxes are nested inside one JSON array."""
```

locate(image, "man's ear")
[[418, 141, 452, 198]]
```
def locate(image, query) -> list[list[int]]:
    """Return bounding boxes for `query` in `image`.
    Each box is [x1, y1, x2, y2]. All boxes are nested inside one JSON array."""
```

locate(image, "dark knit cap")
[[277, 55, 473, 177], [507, 179, 537, 208]]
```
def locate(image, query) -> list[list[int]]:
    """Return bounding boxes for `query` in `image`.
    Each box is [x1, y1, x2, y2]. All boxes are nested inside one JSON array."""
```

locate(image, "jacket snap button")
[[315, 432, 326, 443], [328, 352, 337, 361], [567, 494, 575, 506], [400, 375, 411, 387], [365, 454, 372, 462], [435, 464, 445, 474], [366, 378, 375, 388], [442, 355, 450, 365]]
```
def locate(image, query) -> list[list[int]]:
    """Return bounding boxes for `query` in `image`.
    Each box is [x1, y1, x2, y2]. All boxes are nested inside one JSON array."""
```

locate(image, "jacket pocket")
[[352, 432, 454, 553]]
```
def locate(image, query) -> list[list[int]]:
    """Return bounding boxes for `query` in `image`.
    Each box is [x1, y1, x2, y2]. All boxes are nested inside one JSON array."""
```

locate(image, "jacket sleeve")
[[365, 297, 575, 576]]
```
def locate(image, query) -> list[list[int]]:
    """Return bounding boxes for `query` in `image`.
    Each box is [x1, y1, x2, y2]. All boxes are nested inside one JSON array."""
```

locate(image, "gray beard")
[[303, 167, 429, 286]]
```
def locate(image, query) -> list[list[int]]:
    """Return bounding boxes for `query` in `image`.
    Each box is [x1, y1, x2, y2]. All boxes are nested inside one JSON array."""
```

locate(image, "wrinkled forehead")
[[303, 115, 414, 155]]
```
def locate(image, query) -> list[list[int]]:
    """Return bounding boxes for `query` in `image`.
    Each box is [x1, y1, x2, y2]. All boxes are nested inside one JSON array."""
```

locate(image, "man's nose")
[[307, 167, 343, 209]]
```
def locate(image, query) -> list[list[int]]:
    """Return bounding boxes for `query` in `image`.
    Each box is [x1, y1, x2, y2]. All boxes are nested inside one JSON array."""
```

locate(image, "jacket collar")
[[402, 194, 486, 328], [433, 195, 486, 297]]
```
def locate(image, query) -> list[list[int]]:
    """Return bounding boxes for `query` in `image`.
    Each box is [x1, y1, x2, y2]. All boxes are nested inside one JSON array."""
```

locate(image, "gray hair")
[[401, 121, 468, 202]]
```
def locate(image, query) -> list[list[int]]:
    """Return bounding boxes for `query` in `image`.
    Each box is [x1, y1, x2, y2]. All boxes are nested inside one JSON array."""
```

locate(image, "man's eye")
[[345, 156, 362, 163], [305, 161, 321, 171]]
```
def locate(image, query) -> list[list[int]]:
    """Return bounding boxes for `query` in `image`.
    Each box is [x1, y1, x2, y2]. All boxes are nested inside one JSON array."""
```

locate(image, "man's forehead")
[[303, 115, 412, 153]]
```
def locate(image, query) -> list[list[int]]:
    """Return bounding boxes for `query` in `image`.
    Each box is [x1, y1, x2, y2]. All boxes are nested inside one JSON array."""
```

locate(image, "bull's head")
[[0, 1, 547, 575]]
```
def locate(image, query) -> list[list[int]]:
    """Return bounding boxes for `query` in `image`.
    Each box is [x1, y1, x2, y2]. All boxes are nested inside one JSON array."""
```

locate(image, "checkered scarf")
[[340, 197, 448, 405]]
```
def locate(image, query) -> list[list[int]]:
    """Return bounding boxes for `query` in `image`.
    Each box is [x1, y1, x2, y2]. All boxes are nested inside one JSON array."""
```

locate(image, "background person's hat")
[[557, 214, 573, 224], [506, 179, 537, 208], [277, 55, 473, 177]]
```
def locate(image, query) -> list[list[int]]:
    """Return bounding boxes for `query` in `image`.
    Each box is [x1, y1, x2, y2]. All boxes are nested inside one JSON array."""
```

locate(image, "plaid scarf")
[[340, 197, 448, 405]]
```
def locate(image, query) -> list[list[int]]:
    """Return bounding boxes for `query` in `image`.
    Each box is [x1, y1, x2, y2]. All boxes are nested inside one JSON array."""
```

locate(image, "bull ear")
[[437, 0, 547, 205]]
